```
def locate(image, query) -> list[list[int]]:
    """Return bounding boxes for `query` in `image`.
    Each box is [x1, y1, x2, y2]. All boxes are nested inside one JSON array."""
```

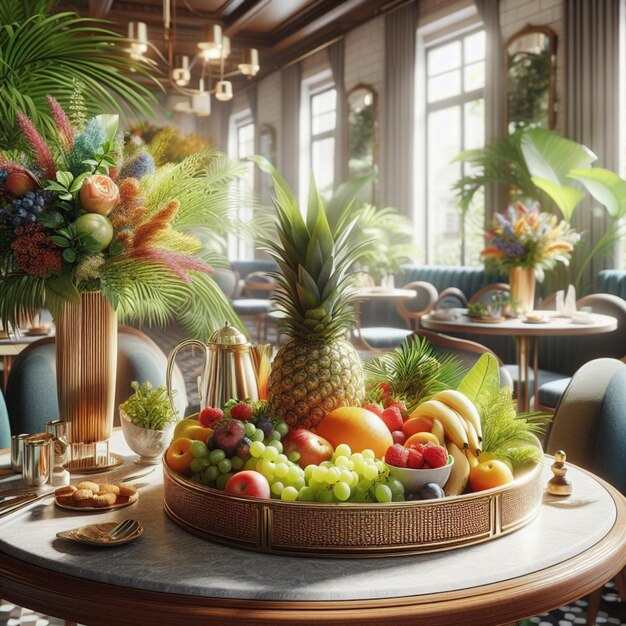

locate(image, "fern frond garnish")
[[363, 336, 467, 411]]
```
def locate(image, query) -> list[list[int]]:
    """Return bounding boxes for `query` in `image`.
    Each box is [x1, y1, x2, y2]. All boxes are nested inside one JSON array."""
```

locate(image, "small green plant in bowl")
[[120, 382, 178, 465]]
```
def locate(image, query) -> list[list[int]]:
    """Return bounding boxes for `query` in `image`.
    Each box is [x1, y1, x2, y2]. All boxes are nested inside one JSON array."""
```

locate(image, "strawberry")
[[391, 430, 407, 445], [407, 448, 424, 469], [379, 382, 390, 396], [361, 402, 384, 418], [230, 401, 254, 421], [384, 443, 409, 468], [422, 445, 448, 469], [386, 400, 408, 417], [199, 406, 224, 428], [380, 406, 403, 432]]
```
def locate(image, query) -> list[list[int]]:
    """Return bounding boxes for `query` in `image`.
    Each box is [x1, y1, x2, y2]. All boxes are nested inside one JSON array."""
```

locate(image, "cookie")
[[117, 483, 137, 498], [72, 488, 94, 503], [92, 492, 117, 508], [77, 481, 100, 493], [98, 483, 120, 496]]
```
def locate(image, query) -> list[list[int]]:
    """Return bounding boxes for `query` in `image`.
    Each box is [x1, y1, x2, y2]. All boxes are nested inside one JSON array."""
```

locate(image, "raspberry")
[[422, 445, 448, 469], [410, 442, 434, 454], [380, 406, 403, 432], [361, 402, 384, 418], [391, 430, 407, 445], [407, 448, 424, 469], [199, 407, 223, 428], [384, 443, 409, 468], [422, 462, 432, 470], [230, 402, 254, 421]]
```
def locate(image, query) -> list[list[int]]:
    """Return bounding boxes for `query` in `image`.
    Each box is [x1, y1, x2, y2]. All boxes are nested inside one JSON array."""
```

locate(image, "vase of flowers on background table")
[[0, 92, 247, 468], [481, 202, 579, 315]]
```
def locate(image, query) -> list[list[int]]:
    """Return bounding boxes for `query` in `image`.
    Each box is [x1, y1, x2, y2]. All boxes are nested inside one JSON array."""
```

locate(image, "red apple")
[[224, 470, 270, 499], [6, 171, 39, 196], [282, 428, 334, 468]]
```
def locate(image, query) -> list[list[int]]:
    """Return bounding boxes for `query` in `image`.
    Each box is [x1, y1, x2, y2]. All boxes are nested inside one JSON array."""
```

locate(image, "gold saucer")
[[65, 453, 123, 474]]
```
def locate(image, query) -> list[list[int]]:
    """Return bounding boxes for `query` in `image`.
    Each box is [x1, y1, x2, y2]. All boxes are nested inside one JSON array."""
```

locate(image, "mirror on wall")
[[347, 84, 377, 201], [505, 26, 557, 134], [258, 124, 276, 203]]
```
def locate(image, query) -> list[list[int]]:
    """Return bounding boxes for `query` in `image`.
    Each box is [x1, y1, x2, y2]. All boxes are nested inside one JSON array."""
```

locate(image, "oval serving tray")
[[57, 521, 143, 546], [163, 455, 544, 558]]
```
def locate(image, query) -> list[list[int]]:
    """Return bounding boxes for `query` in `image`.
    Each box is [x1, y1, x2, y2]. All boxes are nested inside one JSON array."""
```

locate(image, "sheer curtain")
[[565, 0, 621, 285], [327, 39, 346, 188], [380, 2, 417, 218], [474, 0, 505, 225], [281, 63, 301, 195]]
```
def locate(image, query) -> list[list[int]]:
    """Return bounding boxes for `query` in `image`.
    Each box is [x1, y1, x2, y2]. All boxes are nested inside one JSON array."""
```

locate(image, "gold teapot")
[[166, 322, 272, 413]]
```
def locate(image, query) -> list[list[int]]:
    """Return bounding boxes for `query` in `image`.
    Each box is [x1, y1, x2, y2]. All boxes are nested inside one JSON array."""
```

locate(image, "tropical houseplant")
[[454, 128, 626, 292], [0, 0, 158, 154]]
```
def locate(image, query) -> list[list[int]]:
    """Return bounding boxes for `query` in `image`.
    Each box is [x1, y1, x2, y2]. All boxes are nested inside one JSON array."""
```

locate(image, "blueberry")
[[420, 482, 445, 500]]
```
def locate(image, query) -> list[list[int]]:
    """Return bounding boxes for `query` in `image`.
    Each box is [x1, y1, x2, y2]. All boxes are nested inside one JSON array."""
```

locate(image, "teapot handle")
[[166, 339, 207, 418]]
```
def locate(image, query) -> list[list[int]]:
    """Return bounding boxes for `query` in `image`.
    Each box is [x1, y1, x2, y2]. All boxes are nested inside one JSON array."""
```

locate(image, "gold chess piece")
[[547, 450, 572, 496]]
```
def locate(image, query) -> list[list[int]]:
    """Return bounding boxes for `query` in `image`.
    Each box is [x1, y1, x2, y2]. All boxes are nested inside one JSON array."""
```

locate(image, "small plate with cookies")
[[55, 481, 139, 511]]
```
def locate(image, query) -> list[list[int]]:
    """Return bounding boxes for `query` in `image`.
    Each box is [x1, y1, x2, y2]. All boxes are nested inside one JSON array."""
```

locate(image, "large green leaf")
[[528, 177, 584, 221], [568, 167, 626, 219], [520, 129, 596, 219], [456, 354, 500, 403]]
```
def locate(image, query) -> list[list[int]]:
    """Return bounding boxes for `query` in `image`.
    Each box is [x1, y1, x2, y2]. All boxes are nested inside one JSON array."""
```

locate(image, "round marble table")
[[422, 311, 617, 411], [0, 433, 624, 626]]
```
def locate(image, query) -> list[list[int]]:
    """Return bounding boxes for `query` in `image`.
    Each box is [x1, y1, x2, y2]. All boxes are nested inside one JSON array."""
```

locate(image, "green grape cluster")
[[302, 445, 405, 503], [188, 416, 294, 491]]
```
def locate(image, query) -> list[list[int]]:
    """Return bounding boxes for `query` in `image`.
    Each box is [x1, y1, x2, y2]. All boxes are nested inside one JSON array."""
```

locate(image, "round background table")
[[0, 432, 624, 626], [421, 311, 617, 411]]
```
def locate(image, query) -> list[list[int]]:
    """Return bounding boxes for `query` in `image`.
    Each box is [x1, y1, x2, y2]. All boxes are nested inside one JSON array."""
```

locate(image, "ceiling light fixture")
[[126, 0, 260, 116]]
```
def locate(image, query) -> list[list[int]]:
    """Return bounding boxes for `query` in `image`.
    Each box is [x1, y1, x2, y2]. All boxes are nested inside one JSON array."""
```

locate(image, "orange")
[[469, 460, 514, 492], [165, 438, 194, 475], [404, 432, 440, 448], [315, 406, 393, 459], [402, 416, 433, 437]]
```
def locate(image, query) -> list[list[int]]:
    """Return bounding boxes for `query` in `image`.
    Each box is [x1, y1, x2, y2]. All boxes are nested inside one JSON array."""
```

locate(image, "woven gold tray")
[[162, 457, 544, 558]]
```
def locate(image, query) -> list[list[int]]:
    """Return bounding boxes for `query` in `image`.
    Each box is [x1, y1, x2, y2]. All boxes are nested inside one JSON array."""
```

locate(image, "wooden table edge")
[[1, 474, 624, 626]]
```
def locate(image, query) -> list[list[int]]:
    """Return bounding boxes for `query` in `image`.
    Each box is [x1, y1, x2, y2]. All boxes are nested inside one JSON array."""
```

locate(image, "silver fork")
[[106, 518, 140, 540]]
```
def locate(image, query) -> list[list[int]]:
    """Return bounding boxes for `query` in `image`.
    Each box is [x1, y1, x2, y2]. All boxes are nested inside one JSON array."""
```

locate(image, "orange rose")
[[79, 175, 120, 216]]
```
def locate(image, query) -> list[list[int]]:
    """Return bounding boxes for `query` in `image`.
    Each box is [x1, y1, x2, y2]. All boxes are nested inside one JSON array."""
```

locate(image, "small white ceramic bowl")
[[384, 455, 454, 494]]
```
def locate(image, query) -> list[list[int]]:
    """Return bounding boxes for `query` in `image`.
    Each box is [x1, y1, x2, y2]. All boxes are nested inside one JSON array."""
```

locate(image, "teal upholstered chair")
[[0, 389, 10, 450], [545, 357, 626, 622], [5, 327, 187, 437]]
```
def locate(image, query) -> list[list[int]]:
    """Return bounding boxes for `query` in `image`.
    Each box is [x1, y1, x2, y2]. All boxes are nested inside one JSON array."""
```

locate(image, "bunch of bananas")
[[408, 389, 482, 496]]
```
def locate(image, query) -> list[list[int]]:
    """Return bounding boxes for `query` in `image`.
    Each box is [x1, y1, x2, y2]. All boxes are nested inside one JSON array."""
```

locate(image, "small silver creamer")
[[165, 322, 272, 413]]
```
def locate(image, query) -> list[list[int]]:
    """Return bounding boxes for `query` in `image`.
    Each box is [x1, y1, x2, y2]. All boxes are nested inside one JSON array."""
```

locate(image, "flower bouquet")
[[0, 96, 247, 455], [481, 202, 579, 312]]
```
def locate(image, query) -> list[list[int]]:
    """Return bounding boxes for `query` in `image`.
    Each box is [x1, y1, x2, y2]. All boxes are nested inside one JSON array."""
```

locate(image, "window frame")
[[420, 23, 485, 265], [228, 109, 255, 261]]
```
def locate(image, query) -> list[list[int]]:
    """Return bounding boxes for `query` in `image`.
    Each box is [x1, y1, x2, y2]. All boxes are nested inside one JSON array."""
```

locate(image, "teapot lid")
[[208, 321, 248, 345]]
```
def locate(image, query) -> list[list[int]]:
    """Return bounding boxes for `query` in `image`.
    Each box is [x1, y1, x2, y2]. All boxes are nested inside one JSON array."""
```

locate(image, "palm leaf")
[[568, 167, 626, 219], [0, 6, 159, 153]]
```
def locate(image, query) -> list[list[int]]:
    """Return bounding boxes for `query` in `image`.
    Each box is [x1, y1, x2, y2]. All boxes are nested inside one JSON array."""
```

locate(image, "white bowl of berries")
[[384, 443, 454, 497]]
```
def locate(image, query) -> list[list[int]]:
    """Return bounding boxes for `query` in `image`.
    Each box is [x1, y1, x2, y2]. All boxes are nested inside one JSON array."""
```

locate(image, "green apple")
[[74, 213, 113, 250]]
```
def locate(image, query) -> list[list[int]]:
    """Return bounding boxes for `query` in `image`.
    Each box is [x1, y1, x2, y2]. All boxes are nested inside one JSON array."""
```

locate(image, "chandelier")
[[127, 0, 260, 116]]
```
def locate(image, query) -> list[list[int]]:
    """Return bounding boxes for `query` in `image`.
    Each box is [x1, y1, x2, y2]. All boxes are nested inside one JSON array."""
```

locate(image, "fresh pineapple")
[[252, 157, 365, 429]]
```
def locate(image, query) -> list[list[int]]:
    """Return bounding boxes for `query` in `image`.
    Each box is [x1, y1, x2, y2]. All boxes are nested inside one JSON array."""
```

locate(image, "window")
[[418, 26, 485, 265], [300, 71, 336, 207], [228, 113, 255, 260]]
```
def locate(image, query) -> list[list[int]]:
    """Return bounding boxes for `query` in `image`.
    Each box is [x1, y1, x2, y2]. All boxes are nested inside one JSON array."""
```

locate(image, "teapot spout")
[[250, 344, 272, 400]]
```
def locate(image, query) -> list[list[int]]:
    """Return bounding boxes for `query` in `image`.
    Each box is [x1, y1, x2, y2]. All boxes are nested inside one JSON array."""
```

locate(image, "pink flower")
[[79, 175, 120, 216], [47, 96, 74, 151], [17, 113, 56, 180]]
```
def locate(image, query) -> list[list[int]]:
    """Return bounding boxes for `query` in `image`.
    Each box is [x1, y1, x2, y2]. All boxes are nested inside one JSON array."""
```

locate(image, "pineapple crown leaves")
[[250, 156, 372, 338]]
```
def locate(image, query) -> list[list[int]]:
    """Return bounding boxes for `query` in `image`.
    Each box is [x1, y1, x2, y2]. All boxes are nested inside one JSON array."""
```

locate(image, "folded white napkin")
[[555, 290, 565, 316], [565, 284, 576, 316]]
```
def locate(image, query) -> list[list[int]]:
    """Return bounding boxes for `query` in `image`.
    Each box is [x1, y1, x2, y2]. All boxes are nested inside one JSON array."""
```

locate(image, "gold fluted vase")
[[509, 267, 536, 314], [55, 292, 117, 453]]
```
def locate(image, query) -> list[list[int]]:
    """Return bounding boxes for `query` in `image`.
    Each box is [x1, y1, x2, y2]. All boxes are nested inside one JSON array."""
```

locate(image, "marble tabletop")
[[0, 431, 619, 604]]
